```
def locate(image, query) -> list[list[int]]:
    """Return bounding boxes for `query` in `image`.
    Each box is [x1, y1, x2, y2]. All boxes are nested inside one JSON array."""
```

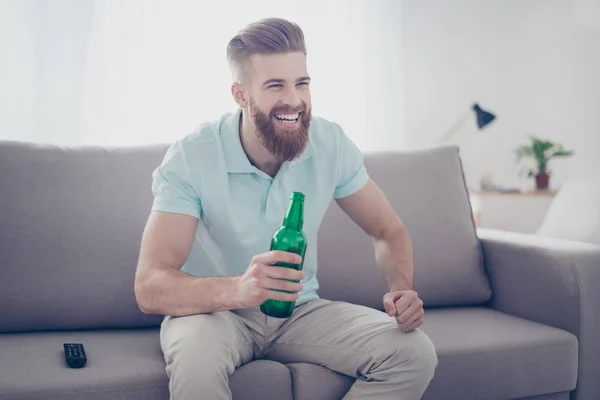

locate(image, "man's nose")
[[281, 86, 302, 109]]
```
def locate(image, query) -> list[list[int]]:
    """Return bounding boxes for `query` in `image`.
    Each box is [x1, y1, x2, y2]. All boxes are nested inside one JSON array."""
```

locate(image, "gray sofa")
[[1, 140, 598, 400]]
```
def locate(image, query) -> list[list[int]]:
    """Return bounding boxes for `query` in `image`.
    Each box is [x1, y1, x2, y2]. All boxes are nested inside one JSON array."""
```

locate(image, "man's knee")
[[373, 327, 437, 377], [403, 329, 438, 379]]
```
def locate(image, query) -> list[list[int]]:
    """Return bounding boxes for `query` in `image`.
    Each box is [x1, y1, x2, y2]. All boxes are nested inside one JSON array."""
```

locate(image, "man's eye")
[[269, 84, 283, 88], [297, 82, 309, 86]]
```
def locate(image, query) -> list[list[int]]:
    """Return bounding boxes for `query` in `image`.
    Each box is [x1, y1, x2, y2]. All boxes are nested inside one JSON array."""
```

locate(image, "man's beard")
[[248, 98, 311, 162]]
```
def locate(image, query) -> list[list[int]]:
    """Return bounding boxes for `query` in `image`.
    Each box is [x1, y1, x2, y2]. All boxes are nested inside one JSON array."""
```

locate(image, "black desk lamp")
[[439, 103, 496, 143]]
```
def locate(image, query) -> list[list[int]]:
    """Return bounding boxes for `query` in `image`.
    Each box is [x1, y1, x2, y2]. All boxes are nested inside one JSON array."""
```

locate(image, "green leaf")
[[515, 146, 534, 162], [551, 149, 574, 158], [531, 139, 551, 164]]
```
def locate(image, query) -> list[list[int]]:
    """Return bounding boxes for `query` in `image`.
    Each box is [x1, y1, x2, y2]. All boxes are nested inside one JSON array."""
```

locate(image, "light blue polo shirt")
[[151, 108, 369, 306]]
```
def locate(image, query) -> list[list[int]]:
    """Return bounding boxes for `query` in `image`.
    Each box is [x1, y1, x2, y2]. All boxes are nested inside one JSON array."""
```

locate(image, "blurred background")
[[1, 0, 599, 236]]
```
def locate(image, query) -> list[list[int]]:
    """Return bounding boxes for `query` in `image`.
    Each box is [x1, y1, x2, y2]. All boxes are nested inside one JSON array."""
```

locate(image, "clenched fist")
[[383, 289, 424, 332]]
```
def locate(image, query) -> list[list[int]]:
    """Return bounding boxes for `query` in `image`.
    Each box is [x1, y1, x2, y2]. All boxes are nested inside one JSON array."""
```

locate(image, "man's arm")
[[335, 179, 414, 291], [134, 211, 241, 317], [336, 179, 423, 332], [134, 211, 305, 317]]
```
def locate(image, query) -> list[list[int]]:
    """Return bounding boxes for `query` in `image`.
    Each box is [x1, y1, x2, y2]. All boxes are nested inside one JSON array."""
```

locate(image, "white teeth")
[[275, 113, 299, 121]]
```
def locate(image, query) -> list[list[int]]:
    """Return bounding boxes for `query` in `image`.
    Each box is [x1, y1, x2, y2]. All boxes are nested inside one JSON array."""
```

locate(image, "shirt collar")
[[220, 108, 314, 174], [221, 109, 255, 173]]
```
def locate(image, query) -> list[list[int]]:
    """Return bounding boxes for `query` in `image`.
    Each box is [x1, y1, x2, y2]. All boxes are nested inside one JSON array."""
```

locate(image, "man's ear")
[[231, 82, 247, 108]]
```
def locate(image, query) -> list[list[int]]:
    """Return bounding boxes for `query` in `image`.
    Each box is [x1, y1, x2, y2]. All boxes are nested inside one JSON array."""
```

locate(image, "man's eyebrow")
[[262, 77, 311, 86], [262, 79, 285, 86]]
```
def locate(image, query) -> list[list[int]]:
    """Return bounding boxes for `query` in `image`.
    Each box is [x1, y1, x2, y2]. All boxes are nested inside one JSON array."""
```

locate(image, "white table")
[[469, 190, 558, 234]]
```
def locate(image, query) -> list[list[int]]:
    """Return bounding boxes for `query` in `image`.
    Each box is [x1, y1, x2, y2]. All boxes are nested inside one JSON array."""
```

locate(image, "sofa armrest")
[[477, 228, 600, 400]]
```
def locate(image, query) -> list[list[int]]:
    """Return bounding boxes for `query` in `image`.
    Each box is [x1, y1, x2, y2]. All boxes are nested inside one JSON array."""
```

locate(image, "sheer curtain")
[[1, 0, 404, 150]]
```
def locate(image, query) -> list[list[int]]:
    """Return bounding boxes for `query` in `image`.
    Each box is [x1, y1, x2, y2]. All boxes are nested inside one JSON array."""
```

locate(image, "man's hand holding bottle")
[[233, 251, 305, 309]]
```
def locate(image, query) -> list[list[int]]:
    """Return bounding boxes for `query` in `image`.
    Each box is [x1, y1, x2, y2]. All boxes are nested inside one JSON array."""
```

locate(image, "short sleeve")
[[151, 143, 202, 219], [333, 126, 370, 199]]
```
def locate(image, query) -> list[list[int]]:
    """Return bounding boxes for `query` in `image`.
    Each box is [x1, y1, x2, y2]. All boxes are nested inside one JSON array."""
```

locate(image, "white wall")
[[0, 0, 404, 149], [37, 0, 93, 145], [0, 0, 93, 144], [0, 0, 37, 142], [401, 0, 600, 191], [3, 0, 597, 174]]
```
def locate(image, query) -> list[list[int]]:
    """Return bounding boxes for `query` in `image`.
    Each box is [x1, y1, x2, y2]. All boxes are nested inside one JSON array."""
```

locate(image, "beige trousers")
[[160, 298, 438, 400]]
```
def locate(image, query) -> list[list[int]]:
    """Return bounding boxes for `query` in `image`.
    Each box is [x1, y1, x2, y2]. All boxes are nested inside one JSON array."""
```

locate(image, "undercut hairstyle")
[[226, 18, 307, 83]]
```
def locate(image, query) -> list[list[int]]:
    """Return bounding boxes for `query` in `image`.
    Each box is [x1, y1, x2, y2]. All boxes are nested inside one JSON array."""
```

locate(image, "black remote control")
[[63, 343, 87, 368]]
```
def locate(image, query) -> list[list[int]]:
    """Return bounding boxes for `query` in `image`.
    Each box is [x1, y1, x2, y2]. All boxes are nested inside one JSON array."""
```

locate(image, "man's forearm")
[[373, 224, 414, 291], [136, 267, 241, 317]]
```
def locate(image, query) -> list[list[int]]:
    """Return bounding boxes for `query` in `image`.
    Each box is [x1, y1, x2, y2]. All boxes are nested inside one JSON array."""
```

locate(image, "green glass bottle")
[[260, 192, 307, 318]]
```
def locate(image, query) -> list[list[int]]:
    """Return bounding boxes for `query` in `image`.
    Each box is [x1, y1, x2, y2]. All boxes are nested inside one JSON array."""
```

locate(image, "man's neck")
[[239, 109, 282, 177]]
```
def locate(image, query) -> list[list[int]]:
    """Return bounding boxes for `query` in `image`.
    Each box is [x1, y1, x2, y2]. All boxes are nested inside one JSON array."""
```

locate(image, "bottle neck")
[[283, 198, 304, 230]]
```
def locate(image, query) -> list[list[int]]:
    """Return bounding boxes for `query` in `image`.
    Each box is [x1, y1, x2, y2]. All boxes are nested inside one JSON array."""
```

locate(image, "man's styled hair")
[[226, 18, 307, 82]]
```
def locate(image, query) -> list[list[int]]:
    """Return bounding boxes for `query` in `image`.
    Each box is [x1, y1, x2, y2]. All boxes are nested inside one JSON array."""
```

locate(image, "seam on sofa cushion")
[[563, 247, 583, 396], [454, 145, 491, 302], [283, 361, 295, 400], [434, 340, 577, 358]]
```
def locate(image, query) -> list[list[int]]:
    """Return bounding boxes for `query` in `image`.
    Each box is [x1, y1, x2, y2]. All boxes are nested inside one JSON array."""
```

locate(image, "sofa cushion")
[[317, 146, 491, 309], [229, 360, 293, 400], [420, 307, 578, 400], [287, 363, 353, 400], [0, 141, 167, 332], [0, 142, 486, 331], [0, 308, 579, 400], [284, 308, 578, 400], [0, 328, 292, 400], [0, 328, 168, 400]]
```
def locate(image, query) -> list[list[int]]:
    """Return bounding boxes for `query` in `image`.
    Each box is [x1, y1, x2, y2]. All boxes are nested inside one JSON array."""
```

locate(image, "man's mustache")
[[270, 104, 307, 114]]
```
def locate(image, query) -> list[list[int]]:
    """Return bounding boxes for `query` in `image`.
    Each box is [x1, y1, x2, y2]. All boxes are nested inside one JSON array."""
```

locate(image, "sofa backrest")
[[0, 141, 167, 333], [316, 146, 491, 310], [0, 141, 491, 333]]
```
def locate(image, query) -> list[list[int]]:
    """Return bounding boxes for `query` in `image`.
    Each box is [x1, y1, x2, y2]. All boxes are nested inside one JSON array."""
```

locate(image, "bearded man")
[[134, 17, 437, 400]]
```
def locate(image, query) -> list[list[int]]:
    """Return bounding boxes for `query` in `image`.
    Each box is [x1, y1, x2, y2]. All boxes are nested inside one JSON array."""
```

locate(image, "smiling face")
[[243, 52, 312, 162]]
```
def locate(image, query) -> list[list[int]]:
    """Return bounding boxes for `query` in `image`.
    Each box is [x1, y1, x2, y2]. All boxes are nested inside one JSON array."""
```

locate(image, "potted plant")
[[515, 136, 574, 190]]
